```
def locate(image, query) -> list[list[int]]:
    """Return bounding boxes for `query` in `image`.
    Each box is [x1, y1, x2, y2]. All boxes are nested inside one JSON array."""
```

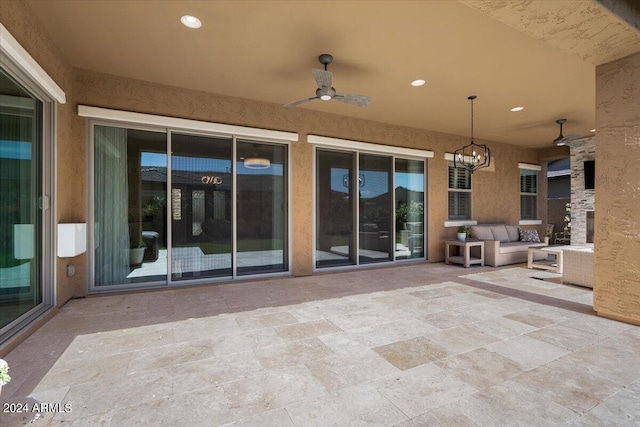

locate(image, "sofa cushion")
[[499, 241, 545, 254], [519, 229, 541, 242], [490, 225, 510, 243], [505, 225, 520, 242], [471, 225, 494, 241]]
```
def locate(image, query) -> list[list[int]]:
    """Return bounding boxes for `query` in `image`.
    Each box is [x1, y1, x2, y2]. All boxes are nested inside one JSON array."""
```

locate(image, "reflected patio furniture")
[[546, 224, 555, 245], [555, 231, 571, 245]]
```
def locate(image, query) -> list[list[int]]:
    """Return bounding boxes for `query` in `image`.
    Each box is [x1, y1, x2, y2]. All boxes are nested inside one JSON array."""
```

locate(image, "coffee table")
[[528, 246, 565, 273]]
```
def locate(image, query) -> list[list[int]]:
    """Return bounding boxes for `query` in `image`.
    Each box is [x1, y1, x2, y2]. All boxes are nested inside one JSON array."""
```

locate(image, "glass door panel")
[[171, 133, 232, 280], [94, 127, 167, 286], [359, 154, 392, 264], [236, 141, 287, 275], [0, 69, 43, 328], [395, 158, 425, 259], [316, 150, 355, 267]]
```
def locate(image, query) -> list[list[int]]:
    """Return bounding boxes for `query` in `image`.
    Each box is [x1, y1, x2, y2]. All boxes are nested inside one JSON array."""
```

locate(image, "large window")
[[91, 123, 289, 289], [316, 147, 427, 268], [448, 162, 471, 220], [520, 168, 538, 220]]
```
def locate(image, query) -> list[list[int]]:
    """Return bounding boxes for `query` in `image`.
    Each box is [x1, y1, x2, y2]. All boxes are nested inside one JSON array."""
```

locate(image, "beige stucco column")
[[593, 50, 640, 325]]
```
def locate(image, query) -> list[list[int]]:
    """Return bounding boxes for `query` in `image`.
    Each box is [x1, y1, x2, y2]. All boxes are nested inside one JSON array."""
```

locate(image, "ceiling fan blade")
[[333, 93, 372, 107], [284, 96, 319, 108], [312, 69, 332, 89]]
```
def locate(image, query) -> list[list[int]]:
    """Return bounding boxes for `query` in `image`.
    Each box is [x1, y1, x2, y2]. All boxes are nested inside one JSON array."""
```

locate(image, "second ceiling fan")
[[285, 54, 372, 108]]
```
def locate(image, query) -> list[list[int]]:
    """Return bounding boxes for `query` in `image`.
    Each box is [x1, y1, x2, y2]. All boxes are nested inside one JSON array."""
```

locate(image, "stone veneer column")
[[594, 50, 640, 325], [569, 139, 595, 245]]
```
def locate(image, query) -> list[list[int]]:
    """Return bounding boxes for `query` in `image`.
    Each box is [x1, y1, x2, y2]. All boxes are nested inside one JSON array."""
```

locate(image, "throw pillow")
[[519, 229, 541, 243]]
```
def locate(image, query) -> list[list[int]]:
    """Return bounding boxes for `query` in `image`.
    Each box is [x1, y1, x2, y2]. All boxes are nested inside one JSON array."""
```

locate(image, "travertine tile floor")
[[1, 263, 639, 426]]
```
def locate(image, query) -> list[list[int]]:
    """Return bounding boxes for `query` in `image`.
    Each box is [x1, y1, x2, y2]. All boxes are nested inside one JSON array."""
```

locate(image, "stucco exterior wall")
[[1, 0, 87, 304], [594, 51, 640, 325]]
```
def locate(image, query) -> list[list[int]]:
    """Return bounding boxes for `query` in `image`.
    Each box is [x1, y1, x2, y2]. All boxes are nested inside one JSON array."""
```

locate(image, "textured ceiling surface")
[[22, 0, 640, 148]]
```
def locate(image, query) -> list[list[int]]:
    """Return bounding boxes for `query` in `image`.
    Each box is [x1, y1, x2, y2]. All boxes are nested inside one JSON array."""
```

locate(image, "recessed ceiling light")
[[181, 15, 202, 29], [510, 106, 524, 112], [590, 128, 596, 132], [411, 79, 426, 87]]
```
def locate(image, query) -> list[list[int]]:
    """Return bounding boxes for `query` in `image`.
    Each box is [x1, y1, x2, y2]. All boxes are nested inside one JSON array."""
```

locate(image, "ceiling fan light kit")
[[244, 157, 271, 169], [285, 54, 372, 108], [453, 95, 491, 173]]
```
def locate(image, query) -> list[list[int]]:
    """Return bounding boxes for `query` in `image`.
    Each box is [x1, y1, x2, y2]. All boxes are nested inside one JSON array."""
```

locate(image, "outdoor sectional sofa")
[[471, 224, 549, 267]]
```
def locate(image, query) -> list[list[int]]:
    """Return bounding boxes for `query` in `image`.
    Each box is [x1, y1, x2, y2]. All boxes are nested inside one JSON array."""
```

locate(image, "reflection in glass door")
[[93, 127, 168, 286], [0, 69, 43, 328], [171, 133, 232, 280], [236, 141, 287, 275], [316, 150, 355, 267], [359, 154, 392, 264], [395, 159, 425, 259]]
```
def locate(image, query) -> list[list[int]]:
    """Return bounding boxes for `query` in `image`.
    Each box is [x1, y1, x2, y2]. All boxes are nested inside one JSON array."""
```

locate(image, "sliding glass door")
[[315, 148, 426, 269], [93, 126, 168, 287], [236, 141, 287, 275], [0, 69, 44, 328], [316, 150, 356, 268], [359, 154, 393, 264], [91, 125, 289, 289], [171, 133, 232, 280]]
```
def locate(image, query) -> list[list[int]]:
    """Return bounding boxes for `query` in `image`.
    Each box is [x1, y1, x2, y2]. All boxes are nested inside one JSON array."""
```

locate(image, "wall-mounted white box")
[[58, 223, 87, 257]]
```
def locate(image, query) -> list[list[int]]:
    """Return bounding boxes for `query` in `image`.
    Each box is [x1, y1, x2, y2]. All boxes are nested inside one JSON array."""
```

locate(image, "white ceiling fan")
[[552, 118, 592, 146], [285, 54, 372, 108]]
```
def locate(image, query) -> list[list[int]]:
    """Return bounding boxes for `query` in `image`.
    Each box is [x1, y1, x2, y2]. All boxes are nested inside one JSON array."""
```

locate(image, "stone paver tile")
[[222, 368, 326, 420], [286, 383, 407, 427], [254, 338, 335, 370], [326, 310, 393, 331], [376, 363, 477, 417], [171, 351, 263, 394], [220, 408, 294, 427], [559, 314, 635, 337], [421, 310, 486, 329], [525, 323, 604, 351], [60, 370, 173, 421], [394, 405, 480, 427], [484, 335, 570, 371], [345, 318, 441, 348], [62, 328, 174, 359], [235, 312, 299, 331], [110, 386, 231, 427], [557, 337, 640, 387], [127, 339, 216, 374], [211, 329, 286, 357], [565, 381, 640, 427], [274, 319, 342, 341], [172, 315, 242, 342], [317, 333, 373, 357], [512, 360, 621, 413], [456, 380, 577, 427], [504, 311, 557, 328], [36, 353, 130, 390], [47, 410, 115, 427], [471, 316, 538, 339], [435, 347, 523, 390], [305, 350, 398, 391], [425, 324, 502, 355], [373, 336, 449, 370]]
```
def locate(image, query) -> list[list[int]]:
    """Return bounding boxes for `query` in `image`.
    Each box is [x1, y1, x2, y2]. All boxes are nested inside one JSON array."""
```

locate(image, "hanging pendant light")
[[453, 95, 491, 173], [243, 144, 271, 169]]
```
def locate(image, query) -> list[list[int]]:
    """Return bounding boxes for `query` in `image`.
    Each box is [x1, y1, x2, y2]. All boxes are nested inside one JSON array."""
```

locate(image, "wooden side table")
[[445, 239, 484, 268]]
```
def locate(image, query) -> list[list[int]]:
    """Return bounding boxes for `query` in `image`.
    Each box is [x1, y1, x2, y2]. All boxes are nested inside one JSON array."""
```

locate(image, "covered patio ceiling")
[[22, 0, 640, 148]]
